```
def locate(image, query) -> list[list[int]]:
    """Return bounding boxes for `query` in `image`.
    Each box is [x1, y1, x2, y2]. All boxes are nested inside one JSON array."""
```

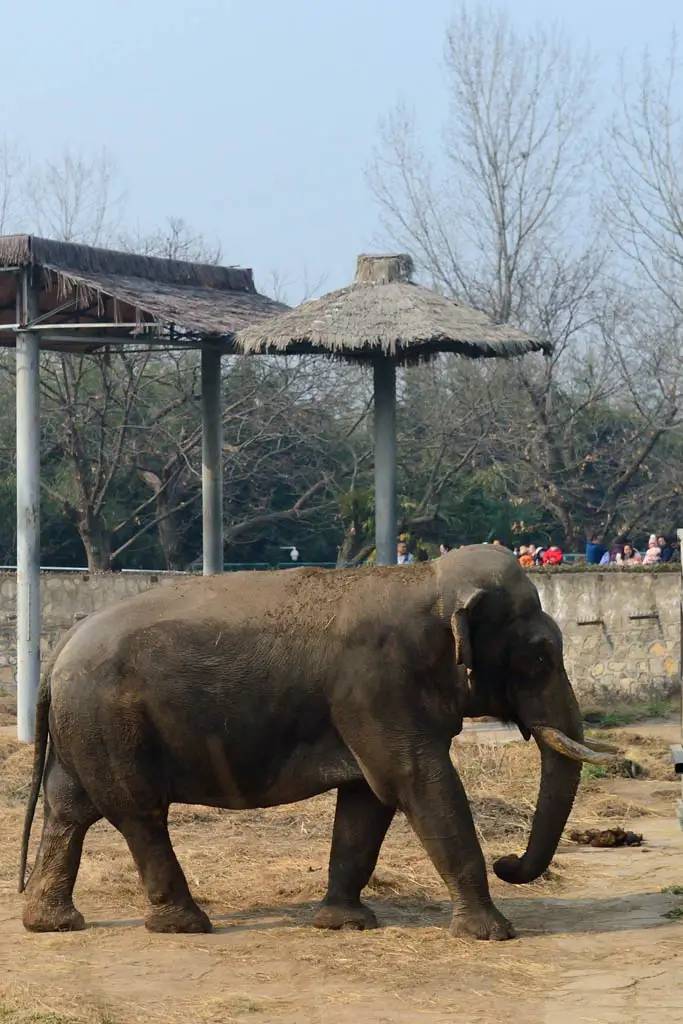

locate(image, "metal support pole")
[[373, 355, 397, 566], [201, 344, 223, 575], [16, 272, 41, 742]]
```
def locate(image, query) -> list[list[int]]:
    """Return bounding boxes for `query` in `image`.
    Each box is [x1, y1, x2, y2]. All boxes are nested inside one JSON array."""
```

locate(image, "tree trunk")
[[155, 487, 185, 570], [337, 524, 373, 566], [78, 511, 112, 571], [137, 468, 188, 571]]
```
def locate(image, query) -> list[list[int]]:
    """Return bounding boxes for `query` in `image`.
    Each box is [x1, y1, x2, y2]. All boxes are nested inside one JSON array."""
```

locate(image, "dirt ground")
[[1, 712, 682, 1024]]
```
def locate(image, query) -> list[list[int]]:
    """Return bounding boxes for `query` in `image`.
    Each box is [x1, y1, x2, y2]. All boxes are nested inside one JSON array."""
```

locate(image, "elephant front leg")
[[399, 751, 515, 941], [314, 780, 395, 931]]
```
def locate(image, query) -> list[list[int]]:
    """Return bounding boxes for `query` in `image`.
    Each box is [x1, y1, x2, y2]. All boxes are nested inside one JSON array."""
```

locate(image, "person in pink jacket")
[[641, 534, 661, 566]]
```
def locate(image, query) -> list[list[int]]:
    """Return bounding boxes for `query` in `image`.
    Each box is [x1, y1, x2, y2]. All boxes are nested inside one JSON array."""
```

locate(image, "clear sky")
[[2, 0, 680, 299]]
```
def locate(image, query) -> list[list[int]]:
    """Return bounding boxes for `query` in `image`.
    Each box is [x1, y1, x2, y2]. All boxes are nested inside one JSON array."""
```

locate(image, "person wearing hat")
[[642, 534, 661, 566]]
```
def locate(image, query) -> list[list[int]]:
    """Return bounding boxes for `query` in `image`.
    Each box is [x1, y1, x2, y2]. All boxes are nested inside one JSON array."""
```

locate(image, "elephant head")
[[435, 544, 616, 885]]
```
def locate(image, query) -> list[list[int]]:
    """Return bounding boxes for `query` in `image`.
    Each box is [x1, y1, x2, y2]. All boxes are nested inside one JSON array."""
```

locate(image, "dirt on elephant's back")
[[1, 723, 682, 1023]]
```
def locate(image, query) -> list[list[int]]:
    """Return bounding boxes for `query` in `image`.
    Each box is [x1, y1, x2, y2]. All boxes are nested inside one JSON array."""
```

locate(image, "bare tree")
[[263, 267, 328, 305], [398, 359, 490, 528], [24, 149, 123, 246], [369, 4, 593, 321], [597, 299, 683, 537], [0, 139, 22, 234], [368, 4, 622, 545], [121, 216, 222, 264], [116, 356, 362, 569], [39, 350, 153, 570], [604, 37, 683, 312]]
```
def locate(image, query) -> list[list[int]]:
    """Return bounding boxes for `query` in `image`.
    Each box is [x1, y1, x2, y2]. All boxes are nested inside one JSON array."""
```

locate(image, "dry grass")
[[0, 694, 17, 727], [0, 738, 33, 805], [0, 987, 116, 1023], [597, 730, 676, 780], [456, 731, 667, 841]]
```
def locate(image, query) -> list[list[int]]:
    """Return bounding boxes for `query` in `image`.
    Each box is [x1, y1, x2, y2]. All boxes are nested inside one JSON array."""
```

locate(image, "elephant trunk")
[[493, 677, 584, 885]]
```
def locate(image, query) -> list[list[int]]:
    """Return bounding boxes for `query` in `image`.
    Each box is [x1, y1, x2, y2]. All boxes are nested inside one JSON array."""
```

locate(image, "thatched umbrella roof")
[[236, 254, 546, 363], [237, 254, 546, 566]]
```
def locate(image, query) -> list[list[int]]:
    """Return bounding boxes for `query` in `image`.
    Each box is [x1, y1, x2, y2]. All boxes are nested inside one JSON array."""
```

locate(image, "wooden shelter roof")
[[237, 254, 547, 364], [0, 234, 286, 350]]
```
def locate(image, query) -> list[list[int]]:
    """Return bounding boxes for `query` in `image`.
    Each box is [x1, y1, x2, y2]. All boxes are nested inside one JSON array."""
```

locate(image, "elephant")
[[19, 543, 615, 941]]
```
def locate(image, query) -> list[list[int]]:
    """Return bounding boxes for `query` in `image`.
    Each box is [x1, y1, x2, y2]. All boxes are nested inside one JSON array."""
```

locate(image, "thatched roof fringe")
[[0, 235, 255, 292], [48, 268, 150, 328], [0, 235, 287, 340], [246, 335, 539, 362]]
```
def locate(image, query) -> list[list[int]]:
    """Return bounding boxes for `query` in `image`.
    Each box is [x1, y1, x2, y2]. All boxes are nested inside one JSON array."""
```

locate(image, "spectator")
[[609, 535, 627, 563], [541, 542, 564, 566], [396, 540, 414, 565], [641, 534, 661, 566], [660, 537, 680, 564], [533, 545, 546, 566], [518, 544, 534, 568], [439, 542, 452, 556], [658, 535, 675, 562], [585, 534, 607, 565], [599, 550, 611, 566], [618, 543, 641, 565]]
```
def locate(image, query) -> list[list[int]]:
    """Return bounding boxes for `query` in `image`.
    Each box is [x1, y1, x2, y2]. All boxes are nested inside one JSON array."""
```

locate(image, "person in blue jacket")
[[585, 534, 607, 565]]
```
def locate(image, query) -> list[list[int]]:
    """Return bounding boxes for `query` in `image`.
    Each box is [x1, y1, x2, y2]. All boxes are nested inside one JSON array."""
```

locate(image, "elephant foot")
[[23, 899, 86, 933], [450, 904, 516, 941], [313, 900, 378, 931], [145, 902, 212, 934]]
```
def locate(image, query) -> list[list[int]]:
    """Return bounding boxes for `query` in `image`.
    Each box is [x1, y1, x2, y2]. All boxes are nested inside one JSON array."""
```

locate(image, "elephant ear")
[[450, 588, 486, 670]]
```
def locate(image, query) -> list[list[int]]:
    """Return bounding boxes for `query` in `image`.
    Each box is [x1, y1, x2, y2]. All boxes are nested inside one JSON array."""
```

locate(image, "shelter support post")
[[201, 344, 223, 575], [373, 355, 397, 566], [16, 273, 41, 742]]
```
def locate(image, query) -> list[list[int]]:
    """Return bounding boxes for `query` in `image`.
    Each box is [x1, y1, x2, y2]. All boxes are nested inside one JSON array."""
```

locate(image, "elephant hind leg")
[[114, 813, 211, 933], [23, 752, 101, 933], [314, 780, 395, 931]]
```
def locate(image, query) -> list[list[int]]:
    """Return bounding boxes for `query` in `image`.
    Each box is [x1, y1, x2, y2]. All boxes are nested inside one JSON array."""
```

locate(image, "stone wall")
[[0, 568, 680, 705], [533, 570, 680, 704]]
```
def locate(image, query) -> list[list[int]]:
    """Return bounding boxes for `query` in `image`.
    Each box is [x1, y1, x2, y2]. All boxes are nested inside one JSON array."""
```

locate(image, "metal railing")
[[0, 562, 339, 574]]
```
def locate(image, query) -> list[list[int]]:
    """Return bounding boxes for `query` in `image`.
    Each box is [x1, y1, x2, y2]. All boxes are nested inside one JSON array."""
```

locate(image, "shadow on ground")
[[84, 888, 675, 938]]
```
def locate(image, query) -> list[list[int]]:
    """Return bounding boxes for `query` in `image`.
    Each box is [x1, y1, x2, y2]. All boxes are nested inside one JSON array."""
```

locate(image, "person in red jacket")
[[541, 543, 564, 566]]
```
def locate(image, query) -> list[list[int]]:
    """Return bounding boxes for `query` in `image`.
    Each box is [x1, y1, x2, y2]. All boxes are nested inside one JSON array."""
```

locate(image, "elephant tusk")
[[532, 726, 618, 765], [582, 736, 620, 754]]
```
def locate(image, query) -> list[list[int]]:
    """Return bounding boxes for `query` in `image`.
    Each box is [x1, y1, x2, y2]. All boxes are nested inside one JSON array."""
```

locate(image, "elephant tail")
[[18, 671, 51, 893]]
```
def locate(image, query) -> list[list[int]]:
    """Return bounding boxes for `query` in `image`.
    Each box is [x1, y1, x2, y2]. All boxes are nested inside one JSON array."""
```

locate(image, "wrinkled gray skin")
[[20, 544, 583, 941]]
